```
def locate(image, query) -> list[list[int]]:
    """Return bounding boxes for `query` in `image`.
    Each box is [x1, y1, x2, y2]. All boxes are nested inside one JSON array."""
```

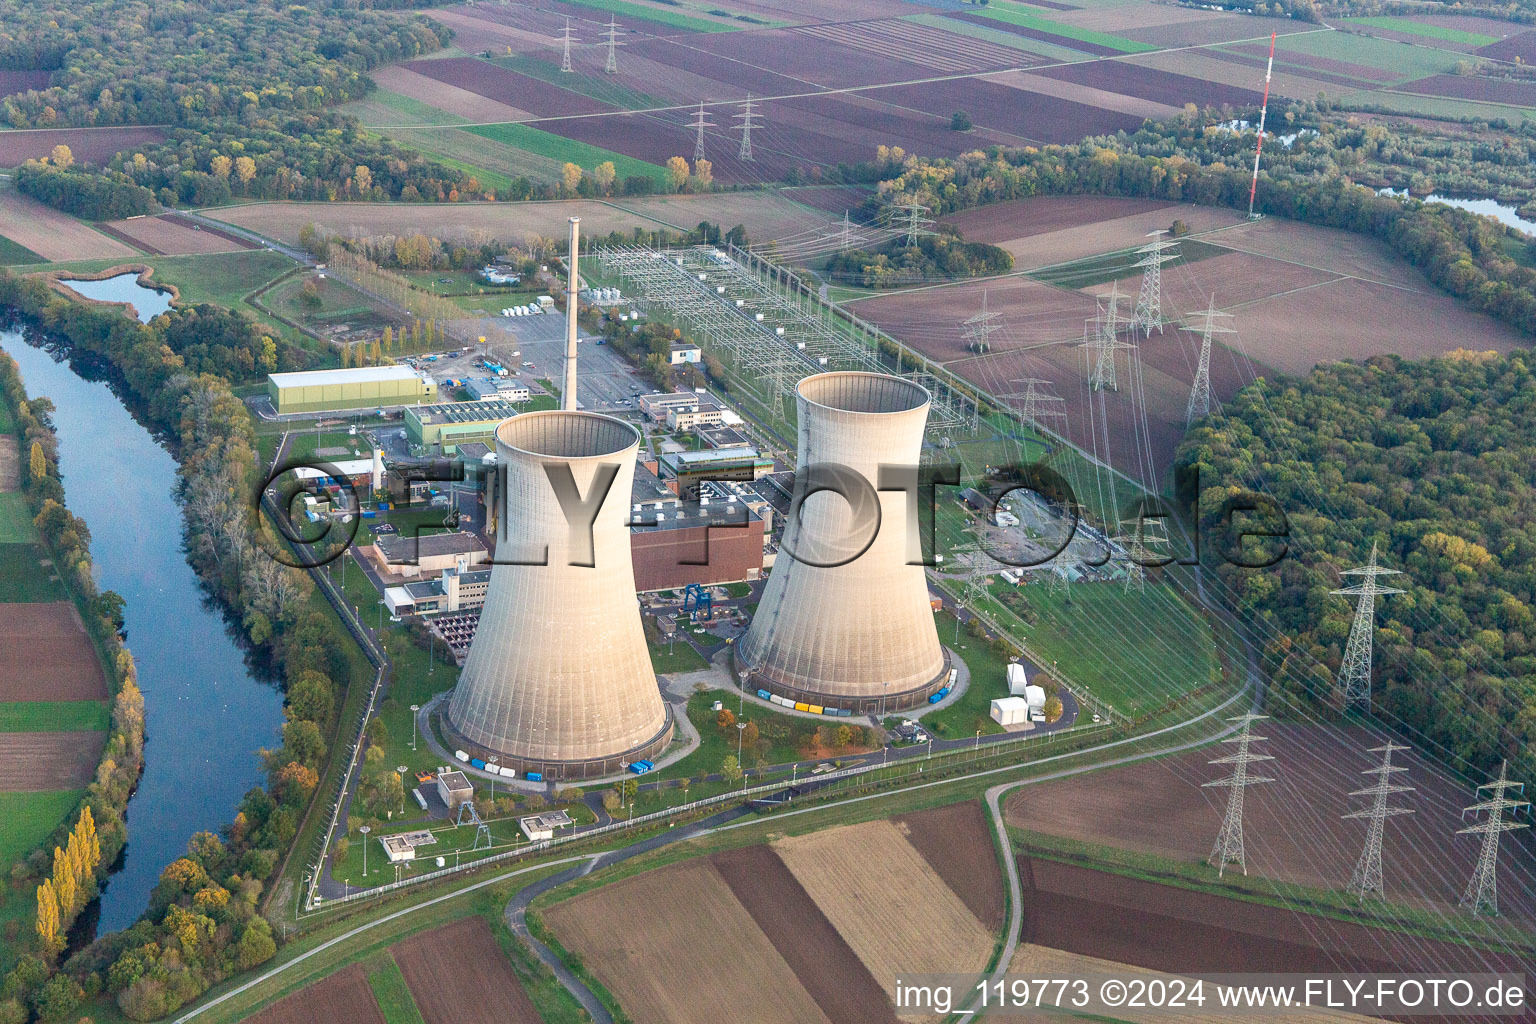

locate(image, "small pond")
[[56, 272, 174, 323]]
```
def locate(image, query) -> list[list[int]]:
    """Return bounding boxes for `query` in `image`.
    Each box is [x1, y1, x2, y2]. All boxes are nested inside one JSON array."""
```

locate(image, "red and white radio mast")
[[1247, 31, 1277, 219]]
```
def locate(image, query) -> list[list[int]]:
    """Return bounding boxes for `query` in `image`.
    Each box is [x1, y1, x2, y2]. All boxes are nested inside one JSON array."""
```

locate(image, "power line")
[[734, 93, 759, 162], [892, 202, 933, 248], [1205, 713, 1274, 877], [1181, 295, 1235, 426], [603, 15, 619, 74], [1330, 541, 1405, 709], [1458, 760, 1529, 917], [1342, 741, 1415, 900], [559, 17, 575, 74], [961, 290, 1003, 354], [689, 101, 715, 163]]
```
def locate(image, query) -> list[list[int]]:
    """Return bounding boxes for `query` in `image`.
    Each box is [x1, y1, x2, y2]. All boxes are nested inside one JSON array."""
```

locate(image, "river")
[[0, 327, 285, 934]]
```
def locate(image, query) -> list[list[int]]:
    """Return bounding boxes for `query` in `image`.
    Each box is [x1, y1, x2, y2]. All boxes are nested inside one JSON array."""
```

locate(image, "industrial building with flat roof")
[[406, 398, 524, 453], [659, 446, 774, 498], [267, 365, 437, 415], [374, 531, 488, 577], [630, 500, 765, 593]]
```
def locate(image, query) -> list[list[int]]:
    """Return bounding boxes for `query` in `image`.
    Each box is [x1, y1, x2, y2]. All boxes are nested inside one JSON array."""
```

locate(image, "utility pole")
[[560, 17, 575, 73], [1205, 714, 1274, 877], [1458, 760, 1529, 917], [1132, 232, 1179, 338], [1343, 742, 1414, 900], [961, 290, 1003, 354], [1183, 295, 1234, 426], [735, 93, 758, 161], [690, 101, 714, 163], [603, 15, 619, 74], [1331, 541, 1404, 709]]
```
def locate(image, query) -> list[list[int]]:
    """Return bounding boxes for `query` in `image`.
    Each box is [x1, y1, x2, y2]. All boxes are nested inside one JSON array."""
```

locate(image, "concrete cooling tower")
[[446, 411, 671, 779], [738, 372, 949, 712]]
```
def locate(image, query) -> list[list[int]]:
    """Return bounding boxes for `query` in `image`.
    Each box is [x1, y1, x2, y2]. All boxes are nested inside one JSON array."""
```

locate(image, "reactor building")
[[445, 411, 672, 778], [737, 372, 949, 713]]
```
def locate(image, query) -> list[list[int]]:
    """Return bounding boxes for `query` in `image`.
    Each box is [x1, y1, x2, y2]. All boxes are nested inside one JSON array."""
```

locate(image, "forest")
[[1175, 349, 1536, 785], [825, 229, 1014, 288]]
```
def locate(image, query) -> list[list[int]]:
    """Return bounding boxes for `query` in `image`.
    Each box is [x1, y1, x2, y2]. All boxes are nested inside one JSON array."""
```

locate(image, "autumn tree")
[[720, 754, 743, 784], [354, 164, 372, 193], [561, 162, 582, 195], [35, 879, 61, 955], [28, 441, 46, 484], [49, 144, 72, 168], [593, 160, 616, 195], [693, 158, 713, 189], [715, 707, 736, 731], [666, 156, 690, 191]]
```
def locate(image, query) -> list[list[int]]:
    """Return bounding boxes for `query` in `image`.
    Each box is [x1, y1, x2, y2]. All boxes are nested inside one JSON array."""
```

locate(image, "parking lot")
[[459, 315, 648, 415]]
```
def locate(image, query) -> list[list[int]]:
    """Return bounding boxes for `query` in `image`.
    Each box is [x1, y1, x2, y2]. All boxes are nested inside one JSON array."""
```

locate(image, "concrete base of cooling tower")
[[440, 707, 675, 782], [731, 647, 954, 716]]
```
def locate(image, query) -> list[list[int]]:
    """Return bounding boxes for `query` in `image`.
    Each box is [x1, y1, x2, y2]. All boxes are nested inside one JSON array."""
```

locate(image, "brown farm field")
[[101, 215, 252, 256], [895, 801, 1007, 931], [0, 126, 166, 167], [0, 191, 135, 262], [391, 917, 542, 1024], [246, 965, 385, 1024], [370, 64, 532, 123], [0, 731, 107, 791], [0, 601, 108, 702], [208, 199, 657, 247]]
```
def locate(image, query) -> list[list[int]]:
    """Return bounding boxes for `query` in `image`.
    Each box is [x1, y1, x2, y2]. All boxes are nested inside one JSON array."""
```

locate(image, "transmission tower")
[[1331, 541, 1405, 709], [689, 101, 715, 163], [1183, 296, 1235, 426], [840, 210, 854, 250], [734, 93, 759, 162], [559, 18, 575, 73], [1205, 714, 1274, 877], [894, 202, 933, 248], [962, 290, 1004, 354], [1343, 741, 1415, 900], [1081, 282, 1132, 391], [1002, 377, 1067, 434], [603, 15, 619, 74], [1132, 232, 1180, 338], [1458, 760, 1529, 917], [1113, 514, 1167, 595]]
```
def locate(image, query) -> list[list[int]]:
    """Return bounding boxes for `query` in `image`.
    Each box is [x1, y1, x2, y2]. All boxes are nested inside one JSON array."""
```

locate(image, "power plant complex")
[[737, 372, 950, 713]]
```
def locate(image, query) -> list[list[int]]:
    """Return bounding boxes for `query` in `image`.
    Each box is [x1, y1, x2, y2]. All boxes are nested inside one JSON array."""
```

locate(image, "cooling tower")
[[738, 372, 949, 712], [446, 411, 671, 778]]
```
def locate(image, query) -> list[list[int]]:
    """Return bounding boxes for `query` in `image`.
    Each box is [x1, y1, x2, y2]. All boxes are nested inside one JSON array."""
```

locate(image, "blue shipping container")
[[756, 689, 771, 700], [527, 772, 543, 782], [470, 758, 486, 770]]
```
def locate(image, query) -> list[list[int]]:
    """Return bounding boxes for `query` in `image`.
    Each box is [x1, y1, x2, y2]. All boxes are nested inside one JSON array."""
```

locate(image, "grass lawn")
[[366, 957, 427, 1024], [0, 544, 67, 601], [649, 639, 708, 674], [1357, 88, 1536, 121], [922, 610, 1009, 738], [1277, 30, 1462, 80], [1029, 238, 1228, 290], [1344, 15, 1500, 46], [974, 2, 1158, 53], [0, 233, 44, 266], [0, 790, 81, 867], [379, 126, 565, 189], [10, 250, 294, 321], [0, 492, 37, 543], [339, 89, 468, 128], [0, 701, 109, 732], [463, 123, 670, 187]]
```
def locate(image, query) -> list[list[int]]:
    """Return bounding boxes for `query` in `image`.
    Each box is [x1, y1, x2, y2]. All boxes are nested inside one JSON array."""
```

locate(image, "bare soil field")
[[939, 195, 1177, 246], [247, 965, 386, 1024], [0, 731, 107, 791], [209, 199, 656, 246], [1226, 41, 1399, 82], [994, 203, 1241, 269], [1095, 248, 1342, 311], [371, 64, 533, 122], [1000, 70, 1181, 120], [945, 13, 1123, 57], [712, 844, 899, 1024], [0, 437, 16, 490], [1204, 215, 1422, 287], [867, 76, 1145, 145], [0, 601, 108, 702], [1121, 11, 1304, 47], [772, 819, 997, 990], [0, 191, 135, 261], [0, 126, 166, 167], [392, 918, 541, 1024], [1401, 73, 1536, 106], [1006, 722, 1536, 925], [1128, 50, 1349, 103], [895, 801, 1006, 931], [1028, 60, 1265, 108], [609, 190, 847, 241], [101, 215, 250, 256], [1207, 46, 1383, 90], [690, 27, 949, 89], [426, 7, 559, 52], [1021, 858, 1531, 995], [401, 57, 613, 118], [546, 857, 831, 1024], [1476, 30, 1536, 63], [796, 19, 1023, 76], [623, 36, 813, 97], [0, 71, 50, 99]]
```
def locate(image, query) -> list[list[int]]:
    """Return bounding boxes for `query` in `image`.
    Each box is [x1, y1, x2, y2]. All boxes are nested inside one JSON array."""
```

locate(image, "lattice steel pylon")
[[1113, 514, 1167, 595], [1458, 760, 1529, 917], [1331, 541, 1405, 709], [840, 211, 854, 250], [1002, 377, 1067, 434], [1183, 295, 1235, 426], [962, 290, 1004, 354], [1205, 714, 1275, 877], [1343, 741, 1415, 900], [1081, 282, 1133, 391], [894, 202, 933, 248], [602, 15, 619, 74], [734, 93, 759, 161], [559, 18, 575, 73], [1132, 232, 1180, 338], [690, 101, 714, 163]]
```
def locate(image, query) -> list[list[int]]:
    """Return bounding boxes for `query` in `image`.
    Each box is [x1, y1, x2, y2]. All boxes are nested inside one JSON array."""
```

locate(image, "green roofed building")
[[267, 365, 437, 415], [405, 398, 525, 453]]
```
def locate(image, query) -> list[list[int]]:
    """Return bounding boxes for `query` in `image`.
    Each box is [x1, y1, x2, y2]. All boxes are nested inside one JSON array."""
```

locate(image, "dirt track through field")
[[713, 844, 899, 1024], [0, 601, 107, 701], [0, 437, 17, 491], [0, 731, 107, 790], [392, 917, 541, 1024], [546, 858, 829, 1024], [895, 801, 1007, 930], [247, 965, 385, 1024]]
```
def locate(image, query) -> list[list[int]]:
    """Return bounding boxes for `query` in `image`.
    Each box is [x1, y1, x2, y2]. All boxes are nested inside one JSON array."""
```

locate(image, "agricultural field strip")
[[176, 672, 1251, 1024], [364, 24, 1339, 130]]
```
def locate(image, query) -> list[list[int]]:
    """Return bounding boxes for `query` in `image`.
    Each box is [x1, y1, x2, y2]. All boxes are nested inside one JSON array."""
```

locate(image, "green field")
[[1277, 30, 1462, 80], [9, 249, 294, 310], [974, 2, 1159, 54], [463, 123, 671, 186], [0, 492, 36, 543], [381, 126, 565, 189], [554, 0, 757, 32], [906, 12, 1095, 63], [0, 234, 44, 266], [1344, 15, 1501, 46], [649, 638, 709, 674], [0, 544, 67, 601], [339, 88, 469, 128], [366, 958, 427, 1024], [1355, 88, 1536, 120], [0, 790, 82, 868], [0, 701, 109, 732], [1029, 238, 1228, 290], [489, 55, 665, 111], [922, 610, 1009, 738]]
